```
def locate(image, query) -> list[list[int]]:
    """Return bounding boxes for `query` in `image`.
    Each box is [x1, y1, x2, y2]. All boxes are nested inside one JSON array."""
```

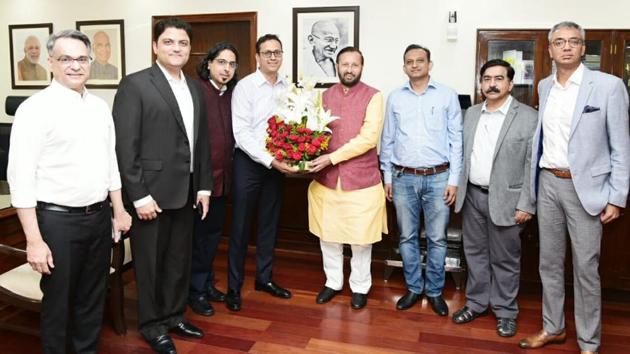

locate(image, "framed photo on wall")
[[293, 6, 359, 88], [9, 23, 53, 89], [76, 19, 125, 88]]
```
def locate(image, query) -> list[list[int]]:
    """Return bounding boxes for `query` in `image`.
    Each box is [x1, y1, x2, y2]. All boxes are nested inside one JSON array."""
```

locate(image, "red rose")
[[292, 152, 302, 160], [275, 151, 284, 160], [298, 143, 305, 152]]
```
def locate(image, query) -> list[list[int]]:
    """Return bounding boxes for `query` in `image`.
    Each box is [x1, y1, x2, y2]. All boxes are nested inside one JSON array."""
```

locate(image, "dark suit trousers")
[[462, 185, 522, 319], [228, 149, 284, 292], [190, 196, 227, 297], [38, 204, 111, 354], [131, 203, 194, 340]]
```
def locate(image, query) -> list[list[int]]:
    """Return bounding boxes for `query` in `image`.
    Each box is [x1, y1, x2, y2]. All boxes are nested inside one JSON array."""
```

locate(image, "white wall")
[[2, 0, 630, 121]]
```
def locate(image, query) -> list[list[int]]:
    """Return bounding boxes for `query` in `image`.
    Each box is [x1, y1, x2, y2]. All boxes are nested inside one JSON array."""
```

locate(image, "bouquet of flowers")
[[265, 78, 338, 171]]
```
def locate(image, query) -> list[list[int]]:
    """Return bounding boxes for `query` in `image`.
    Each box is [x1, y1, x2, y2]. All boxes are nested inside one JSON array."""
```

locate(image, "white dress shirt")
[[231, 69, 287, 167], [8, 79, 122, 208], [469, 96, 512, 186], [539, 64, 584, 169]]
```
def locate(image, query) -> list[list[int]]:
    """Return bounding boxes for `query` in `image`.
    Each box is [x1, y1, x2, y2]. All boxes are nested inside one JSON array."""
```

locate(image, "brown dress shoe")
[[518, 329, 566, 349]]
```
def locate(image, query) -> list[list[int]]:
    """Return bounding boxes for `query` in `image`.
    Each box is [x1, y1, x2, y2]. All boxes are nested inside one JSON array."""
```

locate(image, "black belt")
[[394, 162, 449, 176], [469, 183, 489, 194], [37, 201, 105, 214]]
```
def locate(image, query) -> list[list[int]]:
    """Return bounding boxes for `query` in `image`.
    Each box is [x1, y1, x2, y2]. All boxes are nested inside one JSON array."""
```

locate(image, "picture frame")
[[76, 19, 125, 88], [9, 23, 53, 89], [292, 6, 359, 88]]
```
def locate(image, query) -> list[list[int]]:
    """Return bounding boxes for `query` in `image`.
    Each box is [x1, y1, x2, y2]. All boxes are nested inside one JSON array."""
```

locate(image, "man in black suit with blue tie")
[[113, 18, 213, 354]]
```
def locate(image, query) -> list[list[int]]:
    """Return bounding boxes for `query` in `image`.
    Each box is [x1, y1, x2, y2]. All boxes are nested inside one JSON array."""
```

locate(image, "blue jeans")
[[392, 170, 449, 296]]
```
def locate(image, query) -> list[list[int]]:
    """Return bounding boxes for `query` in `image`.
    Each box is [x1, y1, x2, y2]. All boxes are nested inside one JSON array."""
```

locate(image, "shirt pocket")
[[424, 104, 446, 133]]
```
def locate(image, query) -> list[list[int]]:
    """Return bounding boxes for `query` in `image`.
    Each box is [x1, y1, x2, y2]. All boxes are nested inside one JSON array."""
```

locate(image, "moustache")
[[485, 86, 500, 94]]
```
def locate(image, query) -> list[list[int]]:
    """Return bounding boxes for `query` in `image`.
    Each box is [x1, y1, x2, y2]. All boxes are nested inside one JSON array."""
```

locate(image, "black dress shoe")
[[225, 290, 241, 312], [170, 321, 203, 338], [426, 295, 449, 316], [350, 292, 367, 309], [452, 306, 487, 324], [496, 317, 517, 337], [255, 281, 292, 299], [188, 296, 214, 316], [206, 285, 226, 302], [148, 334, 177, 354], [396, 291, 421, 310], [316, 286, 340, 304]]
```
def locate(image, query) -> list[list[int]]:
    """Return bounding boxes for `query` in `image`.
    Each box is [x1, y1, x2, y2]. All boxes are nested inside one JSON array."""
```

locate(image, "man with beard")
[[303, 20, 340, 77], [308, 46, 387, 310], [17, 35, 47, 80], [452, 59, 537, 337], [90, 31, 118, 80], [380, 44, 462, 316]]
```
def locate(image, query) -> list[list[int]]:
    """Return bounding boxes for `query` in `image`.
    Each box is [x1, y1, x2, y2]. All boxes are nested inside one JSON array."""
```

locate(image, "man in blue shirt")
[[380, 44, 463, 316]]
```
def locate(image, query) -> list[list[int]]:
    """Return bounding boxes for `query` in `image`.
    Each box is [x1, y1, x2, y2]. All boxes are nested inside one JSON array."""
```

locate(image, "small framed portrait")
[[76, 19, 125, 88], [293, 6, 359, 88], [9, 23, 53, 89]]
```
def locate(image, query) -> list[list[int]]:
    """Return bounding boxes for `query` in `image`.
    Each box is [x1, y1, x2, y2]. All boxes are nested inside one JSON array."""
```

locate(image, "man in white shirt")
[[113, 18, 212, 354], [520, 21, 630, 353], [227, 34, 296, 311], [452, 59, 537, 338], [7, 29, 131, 354]]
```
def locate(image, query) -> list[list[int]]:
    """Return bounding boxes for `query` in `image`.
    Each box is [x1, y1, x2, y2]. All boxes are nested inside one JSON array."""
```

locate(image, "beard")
[[339, 70, 362, 87]]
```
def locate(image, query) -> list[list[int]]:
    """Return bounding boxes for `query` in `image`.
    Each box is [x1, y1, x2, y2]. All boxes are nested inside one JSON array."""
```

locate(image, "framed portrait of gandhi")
[[76, 19, 126, 88], [292, 6, 359, 88], [9, 23, 53, 89]]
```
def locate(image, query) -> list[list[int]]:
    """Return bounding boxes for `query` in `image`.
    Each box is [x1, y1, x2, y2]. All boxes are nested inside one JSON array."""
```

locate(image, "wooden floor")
[[2, 247, 630, 354]]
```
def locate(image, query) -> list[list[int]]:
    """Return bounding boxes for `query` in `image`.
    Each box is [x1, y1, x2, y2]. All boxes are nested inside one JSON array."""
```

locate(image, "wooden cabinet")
[[476, 29, 630, 292]]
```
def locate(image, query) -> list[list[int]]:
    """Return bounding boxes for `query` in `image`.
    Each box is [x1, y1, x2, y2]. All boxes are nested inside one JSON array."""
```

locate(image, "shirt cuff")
[[133, 195, 153, 208], [384, 171, 392, 184], [447, 174, 459, 186], [197, 190, 211, 196]]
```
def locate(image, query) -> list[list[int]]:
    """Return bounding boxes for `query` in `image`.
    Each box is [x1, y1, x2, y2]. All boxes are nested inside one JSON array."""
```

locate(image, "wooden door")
[[152, 13, 257, 79]]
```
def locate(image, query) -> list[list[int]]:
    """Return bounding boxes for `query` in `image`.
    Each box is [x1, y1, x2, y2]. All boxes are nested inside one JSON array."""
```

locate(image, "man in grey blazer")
[[452, 59, 537, 337], [519, 21, 630, 354]]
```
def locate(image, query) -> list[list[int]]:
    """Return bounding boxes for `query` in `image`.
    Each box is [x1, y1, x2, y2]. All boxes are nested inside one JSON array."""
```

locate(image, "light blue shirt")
[[232, 69, 287, 168], [380, 78, 463, 185]]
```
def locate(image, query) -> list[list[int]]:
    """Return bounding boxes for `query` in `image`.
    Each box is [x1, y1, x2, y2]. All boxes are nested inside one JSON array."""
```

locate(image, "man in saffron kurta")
[[308, 47, 387, 310]]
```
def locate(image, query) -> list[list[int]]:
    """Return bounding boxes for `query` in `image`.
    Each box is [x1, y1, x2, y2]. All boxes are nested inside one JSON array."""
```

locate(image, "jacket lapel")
[[149, 64, 188, 137], [492, 99, 518, 162], [569, 68, 594, 139]]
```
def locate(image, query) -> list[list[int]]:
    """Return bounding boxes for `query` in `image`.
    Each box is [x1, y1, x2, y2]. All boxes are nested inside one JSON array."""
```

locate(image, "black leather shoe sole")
[[396, 291, 421, 310], [316, 287, 341, 304]]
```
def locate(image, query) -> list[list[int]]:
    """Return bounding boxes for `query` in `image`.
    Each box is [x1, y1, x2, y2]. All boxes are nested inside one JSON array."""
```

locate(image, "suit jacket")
[[530, 67, 630, 215], [113, 64, 212, 210], [455, 98, 538, 226]]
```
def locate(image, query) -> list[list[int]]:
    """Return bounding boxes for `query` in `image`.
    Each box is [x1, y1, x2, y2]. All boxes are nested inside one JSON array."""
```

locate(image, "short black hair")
[[256, 34, 282, 53], [479, 59, 515, 82], [336, 46, 364, 65], [153, 18, 192, 42], [403, 44, 431, 62], [197, 42, 240, 90]]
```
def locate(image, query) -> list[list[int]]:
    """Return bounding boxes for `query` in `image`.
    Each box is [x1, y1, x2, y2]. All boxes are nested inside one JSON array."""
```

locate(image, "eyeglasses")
[[259, 50, 283, 59], [214, 59, 238, 70], [311, 34, 340, 45], [551, 38, 583, 48], [56, 55, 92, 66]]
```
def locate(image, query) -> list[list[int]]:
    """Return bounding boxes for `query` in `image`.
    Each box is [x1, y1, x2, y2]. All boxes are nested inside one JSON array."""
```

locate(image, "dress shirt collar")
[[49, 79, 88, 100], [156, 61, 186, 85], [553, 63, 584, 88], [481, 95, 513, 115], [403, 76, 437, 95], [210, 79, 228, 96], [253, 69, 286, 87]]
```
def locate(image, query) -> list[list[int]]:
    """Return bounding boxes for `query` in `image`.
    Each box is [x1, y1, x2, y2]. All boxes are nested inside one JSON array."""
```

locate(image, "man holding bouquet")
[[228, 34, 295, 311], [308, 46, 387, 310]]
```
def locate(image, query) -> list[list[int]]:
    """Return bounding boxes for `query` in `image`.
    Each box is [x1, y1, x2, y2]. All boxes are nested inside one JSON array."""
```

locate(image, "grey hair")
[[548, 21, 585, 41], [46, 30, 91, 56]]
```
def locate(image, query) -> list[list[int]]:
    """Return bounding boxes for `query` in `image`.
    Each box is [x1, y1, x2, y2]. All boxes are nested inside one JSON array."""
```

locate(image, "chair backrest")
[[5, 96, 28, 116]]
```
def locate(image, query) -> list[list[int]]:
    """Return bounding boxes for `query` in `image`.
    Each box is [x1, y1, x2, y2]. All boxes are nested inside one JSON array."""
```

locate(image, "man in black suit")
[[113, 18, 212, 354]]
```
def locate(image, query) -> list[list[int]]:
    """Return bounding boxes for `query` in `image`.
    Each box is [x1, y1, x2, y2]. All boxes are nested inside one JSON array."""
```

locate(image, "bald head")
[[23, 35, 41, 64], [308, 20, 340, 61], [93, 31, 112, 64]]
